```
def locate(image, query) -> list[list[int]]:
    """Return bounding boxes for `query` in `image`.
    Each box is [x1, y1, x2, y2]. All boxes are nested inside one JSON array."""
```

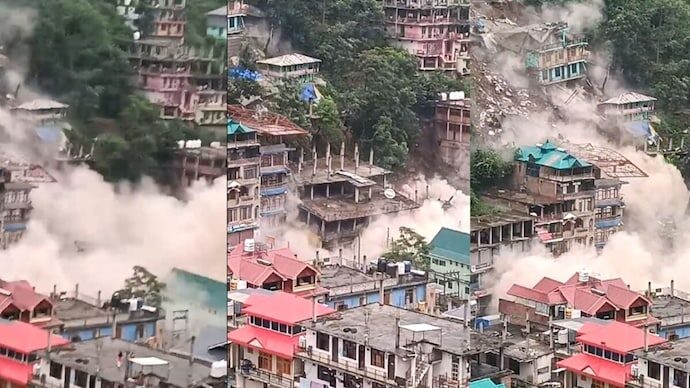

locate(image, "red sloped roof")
[[557, 353, 629, 387], [603, 283, 648, 309], [0, 319, 69, 353], [507, 284, 549, 304], [242, 292, 335, 325], [0, 357, 33, 386], [534, 277, 563, 293], [0, 279, 53, 312], [228, 325, 300, 359], [576, 321, 666, 353], [228, 244, 318, 285]]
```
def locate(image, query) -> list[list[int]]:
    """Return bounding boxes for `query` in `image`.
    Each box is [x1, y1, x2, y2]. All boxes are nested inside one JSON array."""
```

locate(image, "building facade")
[[227, 121, 261, 245], [256, 54, 321, 82], [525, 23, 589, 85], [435, 92, 471, 167], [429, 227, 472, 300], [206, 6, 227, 38], [383, 0, 471, 72], [598, 92, 657, 123], [0, 170, 33, 249], [629, 338, 690, 388], [594, 178, 626, 248]]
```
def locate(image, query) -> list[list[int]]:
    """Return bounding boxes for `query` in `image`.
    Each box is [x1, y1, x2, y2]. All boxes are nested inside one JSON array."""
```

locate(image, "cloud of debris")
[[1, 167, 226, 296], [0, 4, 39, 99], [260, 176, 469, 265], [528, 0, 605, 35]]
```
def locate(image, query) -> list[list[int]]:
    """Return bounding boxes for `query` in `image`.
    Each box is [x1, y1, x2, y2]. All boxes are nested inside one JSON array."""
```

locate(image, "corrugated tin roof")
[[227, 120, 254, 135], [257, 53, 322, 67], [470, 378, 506, 388], [429, 227, 470, 264], [516, 140, 591, 170], [16, 99, 68, 111], [601, 92, 656, 105]]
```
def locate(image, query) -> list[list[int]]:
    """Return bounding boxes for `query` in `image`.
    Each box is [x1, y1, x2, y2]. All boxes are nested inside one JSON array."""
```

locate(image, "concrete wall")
[[327, 283, 427, 310]]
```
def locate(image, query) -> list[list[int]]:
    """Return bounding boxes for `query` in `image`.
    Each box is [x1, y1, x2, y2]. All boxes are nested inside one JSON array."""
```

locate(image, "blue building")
[[319, 263, 428, 311], [651, 285, 690, 341], [206, 6, 227, 38]]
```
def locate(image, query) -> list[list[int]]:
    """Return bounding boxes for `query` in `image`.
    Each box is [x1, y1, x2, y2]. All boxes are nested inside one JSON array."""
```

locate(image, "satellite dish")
[[384, 189, 396, 199]]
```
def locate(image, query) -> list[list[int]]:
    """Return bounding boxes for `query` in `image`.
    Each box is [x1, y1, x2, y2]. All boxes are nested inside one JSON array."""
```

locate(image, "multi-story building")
[[470, 212, 534, 315], [115, 0, 141, 29], [228, 1, 246, 36], [51, 285, 164, 343], [383, 0, 471, 72], [0, 167, 34, 249], [0, 279, 59, 329], [228, 105, 309, 230], [0, 319, 69, 388], [435, 92, 471, 167], [557, 321, 665, 388], [227, 121, 261, 245], [147, 0, 186, 42], [228, 240, 329, 298], [255, 54, 321, 82], [428, 227, 472, 299], [206, 6, 227, 38], [499, 272, 661, 332], [33, 337, 227, 388], [229, 291, 335, 388], [646, 281, 690, 341], [174, 141, 226, 187], [629, 337, 690, 388], [293, 144, 420, 248], [594, 178, 626, 248], [598, 92, 657, 123], [511, 140, 597, 255], [319, 260, 428, 311], [524, 22, 589, 85], [296, 303, 503, 388]]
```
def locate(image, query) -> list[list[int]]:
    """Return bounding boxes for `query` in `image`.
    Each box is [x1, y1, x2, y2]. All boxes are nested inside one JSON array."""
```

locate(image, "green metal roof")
[[167, 268, 226, 313], [429, 227, 470, 265], [470, 379, 506, 388], [228, 120, 255, 135], [516, 139, 591, 170]]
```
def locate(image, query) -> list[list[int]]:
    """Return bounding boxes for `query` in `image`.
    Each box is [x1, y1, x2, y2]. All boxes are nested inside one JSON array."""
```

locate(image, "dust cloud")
[[529, 0, 605, 35], [259, 176, 469, 266], [0, 167, 226, 297]]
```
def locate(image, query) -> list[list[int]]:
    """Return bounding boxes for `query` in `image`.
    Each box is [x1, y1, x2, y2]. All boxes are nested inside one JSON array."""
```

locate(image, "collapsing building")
[[227, 121, 261, 245], [383, 0, 471, 73], [173, 140, 226, 187], [435, 91, 471, 168], [293, 143, 420, 248]]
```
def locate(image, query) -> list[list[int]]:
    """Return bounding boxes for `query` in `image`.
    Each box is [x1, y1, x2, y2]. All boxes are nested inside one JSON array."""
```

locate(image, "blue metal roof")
[[261, 186, 287, 197], [299, 83, 319, 103], [429, 227, 470, 265], [516, 140, 591, 170], [470, 379, 505, 388], [595, 217, 622, 230]]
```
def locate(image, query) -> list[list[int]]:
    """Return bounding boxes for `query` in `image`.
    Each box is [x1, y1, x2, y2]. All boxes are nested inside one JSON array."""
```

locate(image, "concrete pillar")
[[337, 220, 341, 233], [355, 188, 360, 203], [353, 219, 357, 231], [326, 184, 330, 198], [310, 186, 314, 200], [368, 187, 372, 200]]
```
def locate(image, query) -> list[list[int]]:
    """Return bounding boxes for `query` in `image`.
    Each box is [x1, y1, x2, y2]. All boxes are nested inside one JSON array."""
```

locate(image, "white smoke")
[[0, 167, 226, 296]]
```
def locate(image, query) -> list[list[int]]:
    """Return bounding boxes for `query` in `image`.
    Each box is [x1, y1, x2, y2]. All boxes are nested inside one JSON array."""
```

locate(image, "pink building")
[[383, 0, 471, 72], [149, 0, 186, 42]]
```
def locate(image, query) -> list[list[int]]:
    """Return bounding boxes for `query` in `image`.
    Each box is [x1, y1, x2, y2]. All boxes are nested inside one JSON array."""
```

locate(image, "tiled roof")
[[242, 292, 334, 325], [257, 53, 321, 67], [429, 227, 470, 264], [601, 92, 656, 105], [516, 140, 591, 170]]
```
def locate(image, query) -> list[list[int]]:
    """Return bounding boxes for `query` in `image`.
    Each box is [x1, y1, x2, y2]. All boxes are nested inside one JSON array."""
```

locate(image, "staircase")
[[407, 359, 431, 388]]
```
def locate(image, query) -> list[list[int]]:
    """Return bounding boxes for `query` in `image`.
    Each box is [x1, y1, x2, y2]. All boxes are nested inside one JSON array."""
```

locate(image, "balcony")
[[469, 283, 490, 298], [228, 156, 261, 167], [227, 195, 259, 207], [626, 374, 663, 388], [239, 367, 297, 388], [296, 347, 398, 385]]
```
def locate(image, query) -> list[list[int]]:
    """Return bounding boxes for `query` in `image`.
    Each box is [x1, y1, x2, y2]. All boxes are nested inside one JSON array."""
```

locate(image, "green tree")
[[28, 0, 134, 119], [121, 266, 167, 308], [470, 147, 514, 216], [313, 97, 345, 146], [382, 227, 431, 271]]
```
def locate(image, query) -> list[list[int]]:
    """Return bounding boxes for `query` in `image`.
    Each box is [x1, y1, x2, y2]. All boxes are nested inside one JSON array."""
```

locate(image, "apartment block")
[[428, 227, 472, 301], [435, 92, 471, 168], [206, 6, 227, 39], [256, 54, 322, 82], [297, 304, 503, 388], [0, 167, 34, 249], [524, 22, 589, 85], [229, 291, 335, 388], [174, 141, 226, 187], [499, 272, 661, 332], [630, 337, 690, 388], [227, 121, 261, 245], [383, 0, 471, 72], [645, 281, 690, 341], [598, 92, 657, 123]]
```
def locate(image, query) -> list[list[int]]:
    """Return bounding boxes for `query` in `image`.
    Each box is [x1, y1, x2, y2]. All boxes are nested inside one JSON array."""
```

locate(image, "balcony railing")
[[239, 367, 297, 388], [296, 347, 398, 385], [626, 374, 663, 388]]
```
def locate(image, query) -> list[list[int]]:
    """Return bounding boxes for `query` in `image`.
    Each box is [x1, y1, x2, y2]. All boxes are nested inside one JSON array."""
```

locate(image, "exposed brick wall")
[[498, 299, 550, 329]]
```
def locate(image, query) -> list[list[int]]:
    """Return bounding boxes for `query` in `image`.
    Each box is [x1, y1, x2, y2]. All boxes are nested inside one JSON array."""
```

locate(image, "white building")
[[297, 304, 502, 388], [629, 338, 690, 388]]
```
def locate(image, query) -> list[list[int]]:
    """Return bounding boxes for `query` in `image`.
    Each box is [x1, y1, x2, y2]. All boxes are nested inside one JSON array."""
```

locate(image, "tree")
[[313, 97, 345, 146], [28, 0, 134, 119], [122, 266, 167, 308], [470, 147, 514, 216], [382, 227, 431, 271]]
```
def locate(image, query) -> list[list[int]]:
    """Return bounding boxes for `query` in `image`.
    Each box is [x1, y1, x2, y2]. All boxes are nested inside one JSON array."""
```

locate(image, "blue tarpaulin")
[[595, 217, 622, 230], [4, 223, 26, 232], [299, 83, 319, 103], [625, 121, 659, 143], [261, 186, 287, 197], [229, 66, 261, 82], [34, 126, 62, 143]]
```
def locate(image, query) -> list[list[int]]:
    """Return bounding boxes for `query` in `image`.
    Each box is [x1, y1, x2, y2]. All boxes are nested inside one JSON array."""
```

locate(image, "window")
[[343, 340, 357, 359], [74, 370, 88, 387], [674, 370, 688, 388], [272, 321, 279, 331], [372, 383, 386, 388], [317, 332, 330, 351], [89, 375, 97, 388], [258, 352, 273, 371], [279, 324, 288, 333], [276, 357, 291, 375], [317, 365, 334, 385], [648, 361, 660, 379], [371, 349, 385, 368], [254, 317, 262, 327], [623, 353, 635, 363], [49, 361, 62, 379]]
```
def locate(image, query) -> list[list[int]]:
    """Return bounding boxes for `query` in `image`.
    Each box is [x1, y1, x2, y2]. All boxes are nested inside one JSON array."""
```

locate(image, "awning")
[[595, 217, 622, 230], [261, 186, 288, 197]]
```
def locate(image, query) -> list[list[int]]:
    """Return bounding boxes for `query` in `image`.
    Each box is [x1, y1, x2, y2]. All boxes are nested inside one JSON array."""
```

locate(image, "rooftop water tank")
[[244, 239, 255, 253], [210, 360, 228, 378]]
